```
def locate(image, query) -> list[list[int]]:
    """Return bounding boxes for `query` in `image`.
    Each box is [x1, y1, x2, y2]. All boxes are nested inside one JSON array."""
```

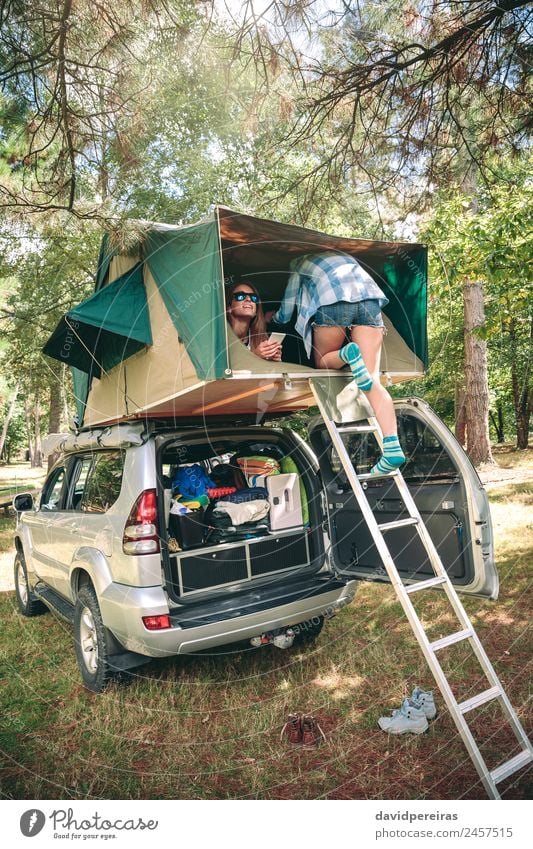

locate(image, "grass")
[[0, 454, 531, 800], [0, 462, 46, 493], [0, 517, 15, 554], [490, 442, 533, 465], [0, 464, 45, 555]]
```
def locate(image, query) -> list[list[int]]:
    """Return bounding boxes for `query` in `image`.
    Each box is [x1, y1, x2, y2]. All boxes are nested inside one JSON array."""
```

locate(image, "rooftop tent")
[[43, 207, 428, 427]]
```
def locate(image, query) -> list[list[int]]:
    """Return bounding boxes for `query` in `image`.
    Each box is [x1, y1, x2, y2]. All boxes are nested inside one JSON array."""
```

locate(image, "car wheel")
[[74, 585, 115, 693], [14, 552, 47, 616]]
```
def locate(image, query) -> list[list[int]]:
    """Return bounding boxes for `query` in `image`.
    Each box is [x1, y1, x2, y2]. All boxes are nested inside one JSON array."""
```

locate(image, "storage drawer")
[[250, 532, 309, 576], [178, 545, 248, 594]]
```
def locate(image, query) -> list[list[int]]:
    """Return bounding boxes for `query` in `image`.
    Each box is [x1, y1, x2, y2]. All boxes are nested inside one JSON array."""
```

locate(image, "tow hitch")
[[250, 627, 295, 649]]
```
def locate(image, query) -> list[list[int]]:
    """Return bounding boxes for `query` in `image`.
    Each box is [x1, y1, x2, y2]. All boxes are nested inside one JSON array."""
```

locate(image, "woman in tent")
[[226, 281, 282, 361], [272, 251, 405, 475]]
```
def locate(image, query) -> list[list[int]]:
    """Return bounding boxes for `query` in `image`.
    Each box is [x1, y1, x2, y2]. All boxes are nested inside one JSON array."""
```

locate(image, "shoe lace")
[[280, 714, 300, 741], [391, 698, 420, 719], [301, 715, 327, 743]]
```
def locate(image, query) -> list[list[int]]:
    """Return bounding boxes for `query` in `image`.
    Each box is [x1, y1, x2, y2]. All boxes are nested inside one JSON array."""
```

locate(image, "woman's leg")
[[313, 326, 374, 391], [313, 321, 404, 472], [312, 326, 348, 369], [312, 321, 395, 430], [350, 325, 405, 473], [350, 325, 396, 435]]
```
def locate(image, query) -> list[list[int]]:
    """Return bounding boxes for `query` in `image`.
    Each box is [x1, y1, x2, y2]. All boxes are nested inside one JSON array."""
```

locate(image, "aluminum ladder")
[[309, 377, 532, 800]]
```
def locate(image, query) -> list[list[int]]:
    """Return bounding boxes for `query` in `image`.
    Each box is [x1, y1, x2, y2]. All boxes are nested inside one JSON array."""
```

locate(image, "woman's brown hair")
[[225, 280, 268, 350]]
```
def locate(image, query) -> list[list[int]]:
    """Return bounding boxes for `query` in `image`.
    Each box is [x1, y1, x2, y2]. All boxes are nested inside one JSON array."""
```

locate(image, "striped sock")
[[339, 342, 373, 391], [370, 435, 406, 475]]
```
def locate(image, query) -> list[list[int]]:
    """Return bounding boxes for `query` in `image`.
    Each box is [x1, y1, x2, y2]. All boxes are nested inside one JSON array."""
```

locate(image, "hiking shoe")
[[281, 713, 302, 745], [411, 687, 437, 720], [300, 714, 327, 748], [378, 698, 429, 735]]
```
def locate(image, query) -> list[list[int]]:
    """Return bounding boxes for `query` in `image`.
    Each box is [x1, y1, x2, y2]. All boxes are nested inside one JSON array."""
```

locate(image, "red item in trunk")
[[207, 486, 237, 498]]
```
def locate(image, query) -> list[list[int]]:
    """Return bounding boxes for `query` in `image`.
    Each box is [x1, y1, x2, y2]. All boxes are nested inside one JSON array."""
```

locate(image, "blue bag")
[[172, 464, 215, 499]]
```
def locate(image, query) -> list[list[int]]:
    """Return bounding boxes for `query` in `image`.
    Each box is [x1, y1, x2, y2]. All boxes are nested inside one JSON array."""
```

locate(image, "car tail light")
[[142, 614, 171, 630], [123, 489, 160, 555]]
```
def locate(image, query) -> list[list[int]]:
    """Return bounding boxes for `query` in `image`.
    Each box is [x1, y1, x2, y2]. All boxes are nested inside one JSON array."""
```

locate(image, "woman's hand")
[[254, 339, 282, 361]]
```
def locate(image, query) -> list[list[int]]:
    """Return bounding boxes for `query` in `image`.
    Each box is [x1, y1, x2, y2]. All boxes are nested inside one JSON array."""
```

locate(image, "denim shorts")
[[311, 299, 385, 329]]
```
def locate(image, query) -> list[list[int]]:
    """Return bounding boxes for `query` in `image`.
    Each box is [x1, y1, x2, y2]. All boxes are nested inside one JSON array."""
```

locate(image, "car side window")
[[397, 414, 457, 480], [41, 467, 67, 511], [80, 451, 124, 513], [66, 456, 94, 511], [322, 413, 457, 484]]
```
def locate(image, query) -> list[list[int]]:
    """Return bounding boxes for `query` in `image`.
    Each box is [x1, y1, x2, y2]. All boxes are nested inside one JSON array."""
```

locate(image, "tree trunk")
[[509, 315, 532, 450], [24, 399, 34, 466], [61, 364, 70, 430], [489, 402, 505, 444], [48, 374, 62, 471], [0, 383, 19, 460], [497, 401, 506, 443], [463, 279, 494, 465], [33, 402, 42, 468], [454, 384, 466, 446]]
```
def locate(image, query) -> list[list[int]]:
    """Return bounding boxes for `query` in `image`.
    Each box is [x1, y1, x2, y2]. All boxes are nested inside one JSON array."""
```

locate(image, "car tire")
[[14, 552, 47, 616], [74, 585, 115, 693]]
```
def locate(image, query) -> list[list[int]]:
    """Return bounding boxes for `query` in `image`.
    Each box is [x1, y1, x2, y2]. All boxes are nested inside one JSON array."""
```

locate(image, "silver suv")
[[13, 398, 497, 692]]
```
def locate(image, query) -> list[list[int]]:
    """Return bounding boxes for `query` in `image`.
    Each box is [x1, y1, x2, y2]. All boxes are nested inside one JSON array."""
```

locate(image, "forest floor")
[[0, 446, 531, 800]]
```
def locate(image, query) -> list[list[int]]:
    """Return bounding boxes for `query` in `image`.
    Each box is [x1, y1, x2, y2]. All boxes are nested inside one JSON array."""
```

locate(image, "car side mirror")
[[13, 493, 34, 512]]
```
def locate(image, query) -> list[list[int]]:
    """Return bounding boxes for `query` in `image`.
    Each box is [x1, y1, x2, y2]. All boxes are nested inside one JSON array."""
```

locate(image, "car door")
[[45, 454, 95, 599], [22, 464, 68, 586], [309, 396, 497, 598], [46, 450, 125, 601]]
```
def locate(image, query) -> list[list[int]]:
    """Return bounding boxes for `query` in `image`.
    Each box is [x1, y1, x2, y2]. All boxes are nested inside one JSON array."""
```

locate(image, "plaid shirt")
[[273, 251, 388, 356]]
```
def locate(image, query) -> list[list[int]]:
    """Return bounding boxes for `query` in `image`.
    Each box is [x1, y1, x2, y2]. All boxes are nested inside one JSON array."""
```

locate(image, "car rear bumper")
[[100, 576, 356, 657]]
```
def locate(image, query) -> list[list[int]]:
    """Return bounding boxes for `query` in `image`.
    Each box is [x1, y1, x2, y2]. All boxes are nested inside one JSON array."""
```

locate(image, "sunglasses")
[[232, 291, 259, 303]]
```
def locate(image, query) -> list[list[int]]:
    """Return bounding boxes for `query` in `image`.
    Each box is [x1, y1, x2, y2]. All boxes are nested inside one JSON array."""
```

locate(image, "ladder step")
[[458, 686, 502, 715], [406, 576, 447, 594], [378, 517, 419, 532], [430, 628, 473, 652], [490, 750, 533, 785], [337, 424, 378, 434], [358, 470, 400, 481]]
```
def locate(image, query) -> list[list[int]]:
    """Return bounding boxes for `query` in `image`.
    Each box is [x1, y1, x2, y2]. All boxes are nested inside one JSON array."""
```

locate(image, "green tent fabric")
[[145, 220, 228, 380], [43, 263, 152, 376], [379, 248, 428, 368], [95, 232, 116, 290], [71, 367, 90, 423]]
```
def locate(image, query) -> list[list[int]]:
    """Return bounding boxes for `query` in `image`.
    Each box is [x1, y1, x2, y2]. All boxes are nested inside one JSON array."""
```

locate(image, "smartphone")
[[268, 332, 286, 345]]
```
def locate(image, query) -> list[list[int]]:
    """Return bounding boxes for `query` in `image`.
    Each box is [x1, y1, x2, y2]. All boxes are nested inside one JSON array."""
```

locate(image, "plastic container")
[[168, 509, 205, 550], [267, 473, 303, 530]]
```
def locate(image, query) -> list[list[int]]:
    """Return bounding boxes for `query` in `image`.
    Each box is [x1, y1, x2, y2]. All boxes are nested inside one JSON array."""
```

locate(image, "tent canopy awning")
[[43, 262, 152, 376]]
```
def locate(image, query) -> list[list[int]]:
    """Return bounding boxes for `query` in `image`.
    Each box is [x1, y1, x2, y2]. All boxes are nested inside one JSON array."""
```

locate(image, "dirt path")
[[477, 464, 532, 490], [0, 551, 14, 592]]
